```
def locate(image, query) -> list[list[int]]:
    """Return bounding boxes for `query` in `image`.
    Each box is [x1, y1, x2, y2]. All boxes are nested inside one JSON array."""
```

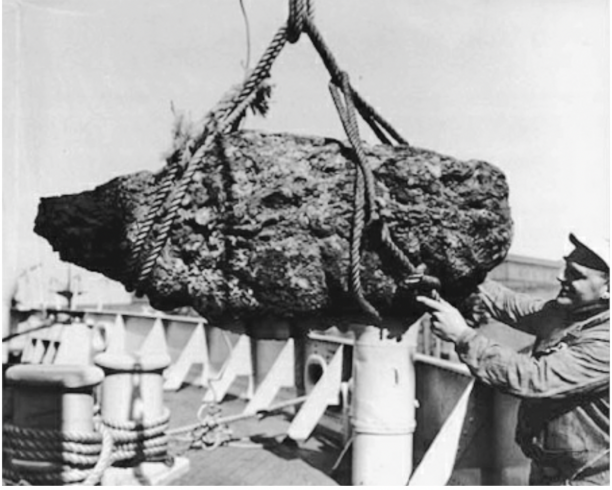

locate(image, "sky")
[[2, 0, 610, 301]]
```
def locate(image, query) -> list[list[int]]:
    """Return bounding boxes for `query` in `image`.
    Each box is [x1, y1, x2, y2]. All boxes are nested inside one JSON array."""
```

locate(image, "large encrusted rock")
[[35, 130, 512, 337]]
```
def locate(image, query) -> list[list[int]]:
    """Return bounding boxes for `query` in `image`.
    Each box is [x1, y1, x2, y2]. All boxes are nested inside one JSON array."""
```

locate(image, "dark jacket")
[[455, 281, 610, 485]]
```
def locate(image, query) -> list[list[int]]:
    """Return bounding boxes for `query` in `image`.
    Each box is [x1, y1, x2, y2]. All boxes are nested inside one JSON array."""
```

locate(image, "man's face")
[[556, 260, 609, 309]]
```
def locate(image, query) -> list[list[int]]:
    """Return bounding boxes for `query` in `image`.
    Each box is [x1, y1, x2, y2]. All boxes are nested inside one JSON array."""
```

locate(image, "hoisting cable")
[[329, 73, 381, 321], [127, 0, 423, 323], [288, 0, 419, 321]]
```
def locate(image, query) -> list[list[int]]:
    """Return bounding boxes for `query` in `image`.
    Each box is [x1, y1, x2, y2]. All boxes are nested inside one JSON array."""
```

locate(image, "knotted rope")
[[2, 409, 171, 485], [127, 0, 419, 322], [329, 73, 380, 320]]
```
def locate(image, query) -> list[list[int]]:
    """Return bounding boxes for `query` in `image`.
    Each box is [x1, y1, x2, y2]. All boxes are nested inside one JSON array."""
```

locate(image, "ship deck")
[[164, 379, 349, 486]]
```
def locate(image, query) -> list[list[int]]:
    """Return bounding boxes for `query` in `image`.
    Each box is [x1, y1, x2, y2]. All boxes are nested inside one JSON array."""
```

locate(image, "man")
[[417, 233, 610, 485]]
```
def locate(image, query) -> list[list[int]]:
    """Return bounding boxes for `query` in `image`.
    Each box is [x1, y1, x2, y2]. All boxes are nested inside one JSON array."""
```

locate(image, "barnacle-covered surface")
[[35, 130, 512, 338]]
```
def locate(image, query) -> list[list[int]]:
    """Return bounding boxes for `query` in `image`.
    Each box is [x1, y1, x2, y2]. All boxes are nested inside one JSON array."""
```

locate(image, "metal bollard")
[[94, 351, 171, 423], [7, 364, 104, 433], [3, 365, 106, 484], [94, 352, 191, 484]]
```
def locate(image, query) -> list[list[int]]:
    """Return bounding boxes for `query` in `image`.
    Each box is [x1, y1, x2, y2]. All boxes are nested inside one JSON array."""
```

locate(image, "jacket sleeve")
[[455, 327, 610, 399], [478, 280, 553, 335]]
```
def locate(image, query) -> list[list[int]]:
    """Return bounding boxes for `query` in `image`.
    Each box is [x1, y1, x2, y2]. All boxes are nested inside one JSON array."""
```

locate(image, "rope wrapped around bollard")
[[101, 407, 172, 466], [2, 409, 171, 486], [2, 421, 113, 486]]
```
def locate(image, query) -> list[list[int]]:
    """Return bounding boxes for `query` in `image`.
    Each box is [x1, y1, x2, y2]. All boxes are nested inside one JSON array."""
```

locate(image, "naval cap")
[[567, 232, 610, 272]]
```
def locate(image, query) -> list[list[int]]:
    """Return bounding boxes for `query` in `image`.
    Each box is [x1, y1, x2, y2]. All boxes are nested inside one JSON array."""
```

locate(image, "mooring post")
[[4, 365, 105, 483], [94, 351, 171, 423], [351, 321, 418, 486], [7, 364, 105, 433]]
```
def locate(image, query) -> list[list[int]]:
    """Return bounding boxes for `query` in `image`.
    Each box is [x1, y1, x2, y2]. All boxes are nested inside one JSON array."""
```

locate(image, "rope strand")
[[129, 26, 289, 293], [329, 77, 381, 322], [129, 0, 418, 321], [3, 410, 171, 486]]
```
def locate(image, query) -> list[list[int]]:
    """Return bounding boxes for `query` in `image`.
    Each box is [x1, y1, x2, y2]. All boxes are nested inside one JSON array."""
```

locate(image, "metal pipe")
[[413, 352, 471, 376], [167, 395, 309, 437], [308, 332, 354, 346], [351, 322, 418, 485]]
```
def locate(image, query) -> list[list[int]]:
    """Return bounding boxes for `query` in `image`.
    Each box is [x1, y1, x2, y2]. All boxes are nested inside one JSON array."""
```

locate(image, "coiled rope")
[[127, 0, 419, 322], [2, 409, 170, 486], [101, 408, 171, 465], [2, 422, 113, 486]]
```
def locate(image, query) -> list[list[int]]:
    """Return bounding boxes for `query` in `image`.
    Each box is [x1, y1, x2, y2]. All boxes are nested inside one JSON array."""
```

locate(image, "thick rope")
[[304, 17, 408, 147], [352, 91, 409, 146], [329, 75, 380, 322], [3, 409, 171, 486], [129, 27, 288, 294], [308, 17, 419, 319], [101, 408, 171, 464], [82, 423, 114, 486], [7, 437, 102, 455], [126, 163, 181, 290], [128, 0, 417, 321], [2, 422, 112, 486], [287, 0, 313, 43], [3, 423, 102, 444]]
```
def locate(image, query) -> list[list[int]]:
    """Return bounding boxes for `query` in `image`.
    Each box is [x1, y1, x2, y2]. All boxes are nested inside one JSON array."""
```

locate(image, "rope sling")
[[126, 0, 429, 324]]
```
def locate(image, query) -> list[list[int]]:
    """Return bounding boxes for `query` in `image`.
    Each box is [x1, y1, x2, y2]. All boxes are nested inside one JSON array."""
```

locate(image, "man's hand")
[[416, 295, 472, 344]]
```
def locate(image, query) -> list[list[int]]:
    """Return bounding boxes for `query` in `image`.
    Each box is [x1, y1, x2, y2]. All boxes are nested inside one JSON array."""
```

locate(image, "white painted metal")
[[244, 339, 295, 415], [163, 322, 211, 391], [95, 352, 171, 423], [138, 316, 169, 357], [54, 320, 96, 365], [408, 380, 475, 486], [286, 345, 343, 441], [8, 306, 478, 486], [202, 334, 253, 403], [351, 323, 419, 486]]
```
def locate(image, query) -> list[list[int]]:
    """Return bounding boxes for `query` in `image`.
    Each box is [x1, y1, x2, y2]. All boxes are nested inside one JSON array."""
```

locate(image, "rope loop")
[[328, 73, 382, 323], [287, 0, 313, 43], [126, 1, 416, 324]]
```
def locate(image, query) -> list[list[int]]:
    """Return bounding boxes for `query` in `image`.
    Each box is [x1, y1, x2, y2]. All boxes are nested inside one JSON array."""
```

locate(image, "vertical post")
[[6, 364, 104, 433], [94, 352, 171, 423], [4, 365, 105, 483], [249, 318, 292, 390], [351, 321, 418, 486]]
